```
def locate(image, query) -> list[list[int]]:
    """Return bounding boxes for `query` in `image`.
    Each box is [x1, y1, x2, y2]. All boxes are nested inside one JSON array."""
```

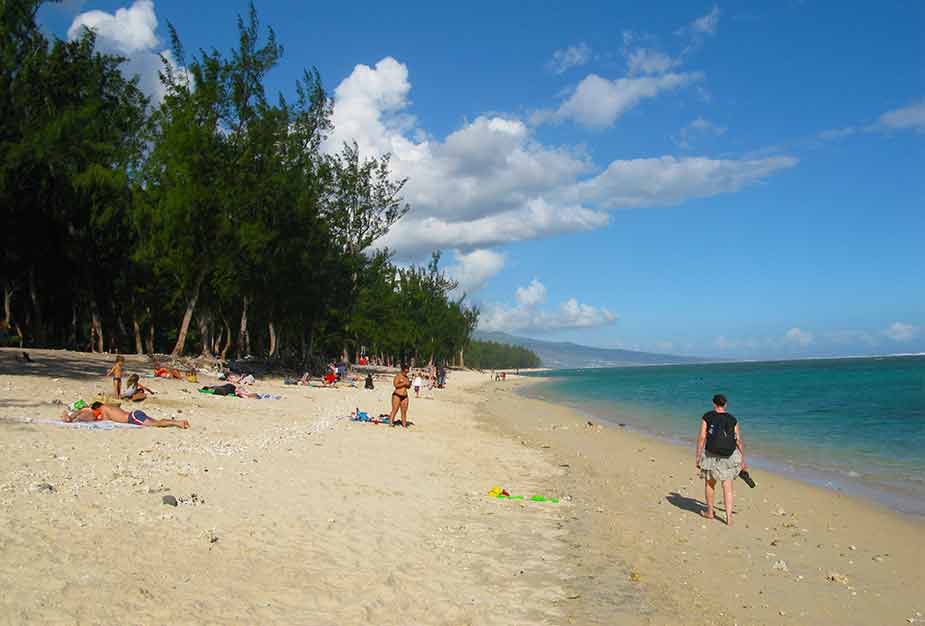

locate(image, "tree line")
[[1, 1, 479, 370], [464, 340, 542, 370]]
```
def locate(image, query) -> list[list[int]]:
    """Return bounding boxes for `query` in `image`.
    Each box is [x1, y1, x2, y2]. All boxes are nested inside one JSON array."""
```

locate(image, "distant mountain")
[[472, 331, 706, 369]]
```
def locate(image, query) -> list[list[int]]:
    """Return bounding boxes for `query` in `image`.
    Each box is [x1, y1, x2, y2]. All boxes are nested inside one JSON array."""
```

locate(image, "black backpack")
[[705, 412, 737, 457]]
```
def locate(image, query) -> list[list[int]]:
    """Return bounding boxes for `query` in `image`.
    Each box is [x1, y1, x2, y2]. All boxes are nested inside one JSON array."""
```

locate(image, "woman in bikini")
[[388, 364, 412, 427]]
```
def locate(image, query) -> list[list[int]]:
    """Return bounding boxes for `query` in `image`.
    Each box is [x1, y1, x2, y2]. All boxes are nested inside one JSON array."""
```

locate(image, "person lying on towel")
[[61, 402, 190, 428]]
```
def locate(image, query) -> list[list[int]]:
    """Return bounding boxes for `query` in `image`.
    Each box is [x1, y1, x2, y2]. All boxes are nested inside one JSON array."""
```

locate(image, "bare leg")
[[399, 397, 409, 427], [722, 480, 734, 526], [388, 394, 401, 426], [144, 418, 190, 429], [702, 478, 716, 519]]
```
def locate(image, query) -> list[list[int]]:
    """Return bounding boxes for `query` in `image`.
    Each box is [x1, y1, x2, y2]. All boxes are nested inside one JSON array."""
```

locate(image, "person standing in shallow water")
[[696, 394, 747, 526]]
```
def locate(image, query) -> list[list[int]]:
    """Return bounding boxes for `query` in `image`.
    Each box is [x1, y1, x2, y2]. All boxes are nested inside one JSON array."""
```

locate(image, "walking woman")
[[695, 394, 746, 526], [388, 364, 412, 427]]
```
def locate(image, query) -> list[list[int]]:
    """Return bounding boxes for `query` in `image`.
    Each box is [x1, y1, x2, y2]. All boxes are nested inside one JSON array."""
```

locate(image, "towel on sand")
[[0, 417, 140, 430]]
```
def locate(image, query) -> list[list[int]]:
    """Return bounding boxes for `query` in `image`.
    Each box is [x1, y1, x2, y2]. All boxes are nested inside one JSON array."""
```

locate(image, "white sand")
[[1, 348, 922, 625]]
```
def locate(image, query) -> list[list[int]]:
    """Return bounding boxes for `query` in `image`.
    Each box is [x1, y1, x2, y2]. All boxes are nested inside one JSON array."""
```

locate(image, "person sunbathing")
[[61, 402, 189, 428], [200, 383, 258, 399], [154, 366, 183, 379]]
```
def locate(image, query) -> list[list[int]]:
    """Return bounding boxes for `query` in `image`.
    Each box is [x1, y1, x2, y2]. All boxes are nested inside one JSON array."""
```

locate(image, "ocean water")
[[521, 356, 925, 515]]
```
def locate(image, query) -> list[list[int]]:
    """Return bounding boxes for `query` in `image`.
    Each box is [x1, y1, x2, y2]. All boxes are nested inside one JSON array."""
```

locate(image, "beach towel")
[[351, 411, 390, 424], [0, 417, 139, 430], [54, 420, 141, 430]]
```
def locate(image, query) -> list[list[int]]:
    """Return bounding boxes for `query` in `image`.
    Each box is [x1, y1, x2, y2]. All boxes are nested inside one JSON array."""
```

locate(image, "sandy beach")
[[1, 348, 922, 625]]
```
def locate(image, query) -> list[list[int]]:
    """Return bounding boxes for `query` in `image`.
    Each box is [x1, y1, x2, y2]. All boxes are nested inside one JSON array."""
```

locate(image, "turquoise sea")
[[521, 356, 925, 515]]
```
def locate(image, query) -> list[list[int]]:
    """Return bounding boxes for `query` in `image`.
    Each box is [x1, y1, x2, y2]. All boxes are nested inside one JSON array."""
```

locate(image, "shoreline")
[[475, 375, 923, 625], [516, 377, 925, 519]]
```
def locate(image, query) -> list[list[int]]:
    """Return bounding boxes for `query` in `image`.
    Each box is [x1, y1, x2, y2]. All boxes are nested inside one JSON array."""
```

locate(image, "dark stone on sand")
[[162, 495, 178, 507], [618, 423, 626, 427], [35, 482, 55, 493]]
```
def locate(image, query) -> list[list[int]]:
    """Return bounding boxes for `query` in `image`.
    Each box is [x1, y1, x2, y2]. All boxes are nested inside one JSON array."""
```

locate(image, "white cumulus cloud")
[[784, 327, 814, 347], [68, 0, 188, 103], [479, 279, 616, 333], [627, 48, 679, 75], [322, 57, 796, 262], [447, 249, 506, 296], [68, 0, 159, 54], [573, 155, 798, 209], [884, 322, 920, 342], [547, 43, 592, 74], [537, 72, 703, 129], [515, 279, 547, 308]]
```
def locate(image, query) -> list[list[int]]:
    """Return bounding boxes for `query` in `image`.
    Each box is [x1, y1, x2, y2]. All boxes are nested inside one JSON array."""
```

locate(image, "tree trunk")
[[198, 313, 213, 358], [133, 317, 144, 354], [171, 270, 206, 356], [238, 295, 249, 358], [28, 267, 44, 346], [116, 314, 129, 354], [70, 303, 78, 349], [212, 322, 222, 356], [220, 318, 232, 360], [146, 320, 155, 355], [90, 300, 104, 353], [458, 347, 464, 369], [2, 283, 12, 327], [268, 320, 277, 358]]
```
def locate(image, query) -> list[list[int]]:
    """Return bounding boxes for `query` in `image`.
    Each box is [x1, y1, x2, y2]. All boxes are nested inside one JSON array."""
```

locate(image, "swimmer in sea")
[[388, 364, 412, 428]]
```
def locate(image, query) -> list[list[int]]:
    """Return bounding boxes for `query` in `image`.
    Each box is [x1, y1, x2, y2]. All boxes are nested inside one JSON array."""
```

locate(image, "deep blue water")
[[522, 356, 925, 514]]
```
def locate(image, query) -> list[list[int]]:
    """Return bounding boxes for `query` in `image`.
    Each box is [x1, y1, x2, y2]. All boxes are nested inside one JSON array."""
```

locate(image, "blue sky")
[[42, 0, 925, 359]]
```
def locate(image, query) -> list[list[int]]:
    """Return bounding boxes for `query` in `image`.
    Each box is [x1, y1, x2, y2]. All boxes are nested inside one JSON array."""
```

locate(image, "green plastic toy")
[[493, 494, 558, 503]]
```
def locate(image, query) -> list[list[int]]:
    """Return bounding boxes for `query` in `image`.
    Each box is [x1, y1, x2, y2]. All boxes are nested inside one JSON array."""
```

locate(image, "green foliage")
[[464, 340, 542, 370], [0, 2, 479, 366]]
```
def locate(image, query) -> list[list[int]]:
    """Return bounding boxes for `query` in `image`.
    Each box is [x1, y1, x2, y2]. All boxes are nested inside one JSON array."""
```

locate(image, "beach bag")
[[705, 412, 737, 457]]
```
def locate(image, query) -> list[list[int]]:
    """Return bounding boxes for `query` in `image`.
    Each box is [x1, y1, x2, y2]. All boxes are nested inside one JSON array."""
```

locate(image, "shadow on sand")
[[666, 491, 728, 519], [0, 348, 125, 382]]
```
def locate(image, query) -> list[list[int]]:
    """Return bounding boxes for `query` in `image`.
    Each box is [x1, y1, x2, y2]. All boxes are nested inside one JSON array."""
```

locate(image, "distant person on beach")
[[61, 402, 189, 428], [364, 373, 375, 389], [106, 355, 125, 398], [412, 373, 423, 398], [695, 394, 746, 526], [388, 364, 411, 427]]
